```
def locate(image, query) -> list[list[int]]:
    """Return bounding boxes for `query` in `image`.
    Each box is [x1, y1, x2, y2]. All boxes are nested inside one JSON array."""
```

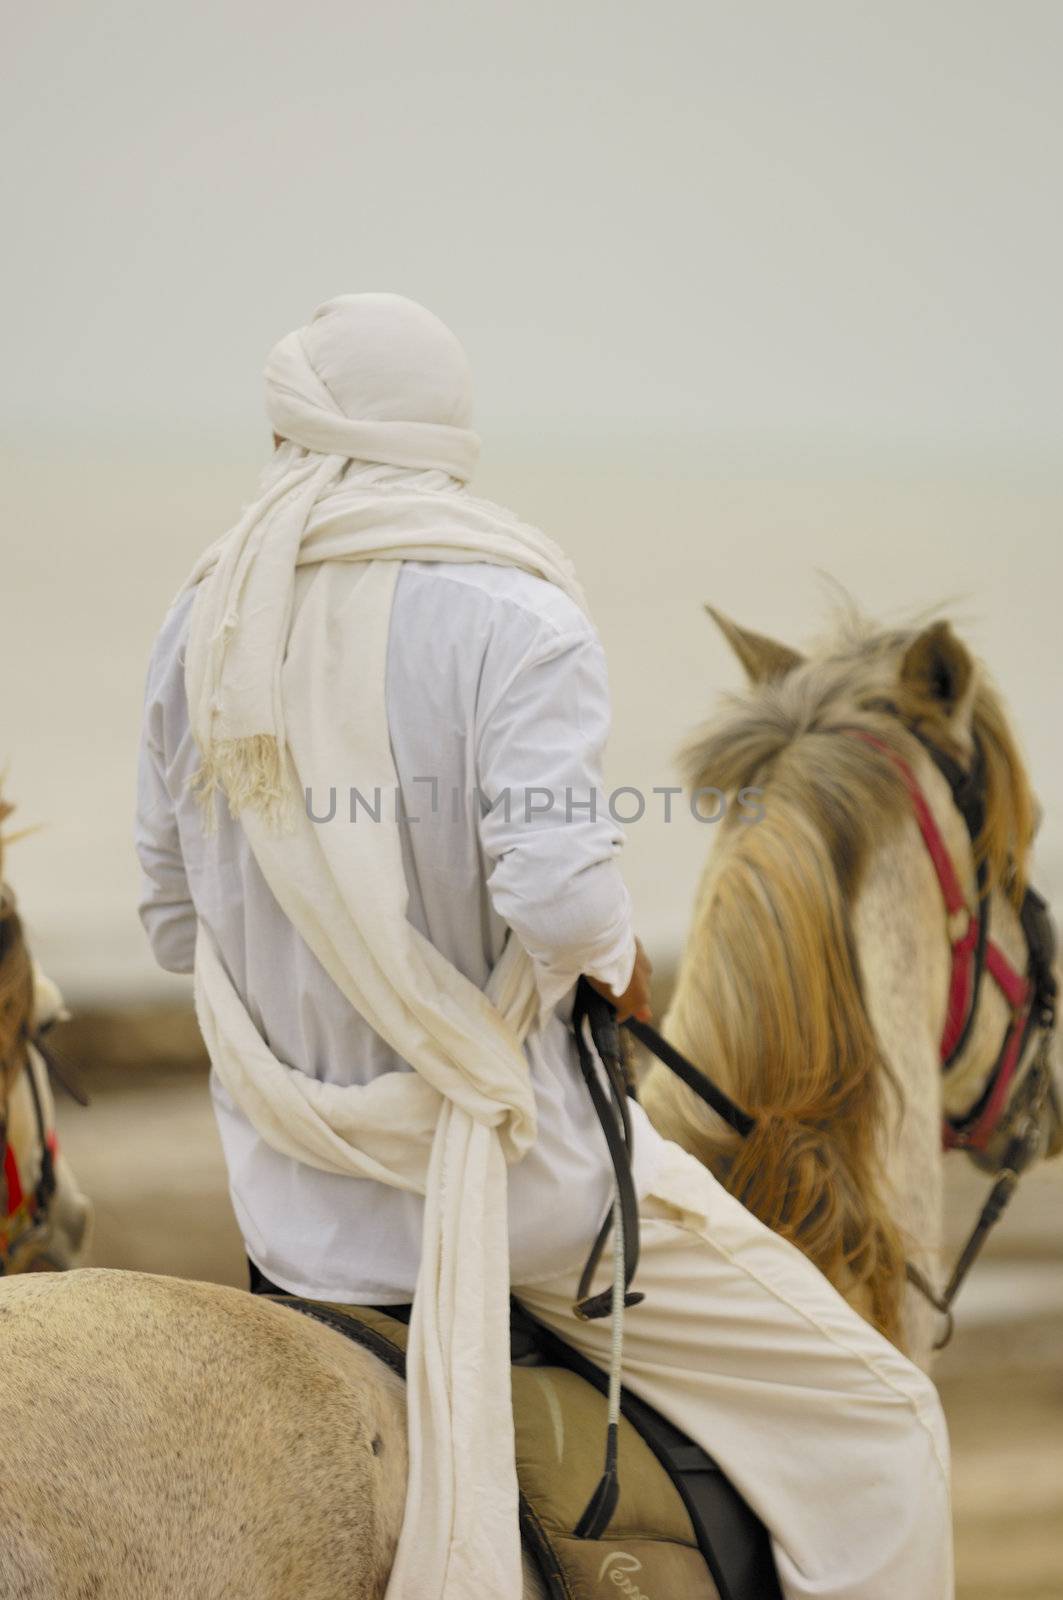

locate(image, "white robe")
[[137, 557, 646, 1301]]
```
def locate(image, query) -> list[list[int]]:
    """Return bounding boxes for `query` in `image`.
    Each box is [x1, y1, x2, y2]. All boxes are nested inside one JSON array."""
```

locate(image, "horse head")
[[645, 607, 1059, 1367]]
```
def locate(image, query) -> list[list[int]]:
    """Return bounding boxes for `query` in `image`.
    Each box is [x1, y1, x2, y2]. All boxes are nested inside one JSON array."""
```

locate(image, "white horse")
[[645, 609, 1060, 1365], [0, 615, 1057, 1596]]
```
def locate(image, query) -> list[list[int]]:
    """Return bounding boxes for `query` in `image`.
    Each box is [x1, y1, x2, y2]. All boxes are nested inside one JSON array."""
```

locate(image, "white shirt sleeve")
[[475, 623, 637, 1016], [135, 694, 197, 976]]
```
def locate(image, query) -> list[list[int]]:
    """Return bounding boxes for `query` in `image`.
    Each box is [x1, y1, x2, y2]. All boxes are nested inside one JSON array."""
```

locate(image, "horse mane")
[[657, 619, 1036, 1347]]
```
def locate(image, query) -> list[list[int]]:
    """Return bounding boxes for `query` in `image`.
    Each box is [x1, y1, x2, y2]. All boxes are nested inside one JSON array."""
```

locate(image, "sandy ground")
[[45, 1034, 1063, 1600]]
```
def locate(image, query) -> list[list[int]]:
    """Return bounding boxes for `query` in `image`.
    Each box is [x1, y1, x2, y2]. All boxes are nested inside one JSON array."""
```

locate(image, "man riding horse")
[[136, 294, 952, 1598]]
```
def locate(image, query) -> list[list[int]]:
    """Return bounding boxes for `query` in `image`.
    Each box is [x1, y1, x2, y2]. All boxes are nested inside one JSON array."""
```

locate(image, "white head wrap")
[[266, 292, 480, 477]]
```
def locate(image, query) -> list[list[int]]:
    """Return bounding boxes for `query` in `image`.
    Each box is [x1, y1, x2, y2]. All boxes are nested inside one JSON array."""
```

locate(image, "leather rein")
[[599, 722, 1057, 1350]]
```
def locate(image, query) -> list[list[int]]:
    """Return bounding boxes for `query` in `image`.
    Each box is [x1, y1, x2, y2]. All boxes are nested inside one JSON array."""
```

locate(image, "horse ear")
[[705, 606, 804, 684], [899, 622, 975, 718]]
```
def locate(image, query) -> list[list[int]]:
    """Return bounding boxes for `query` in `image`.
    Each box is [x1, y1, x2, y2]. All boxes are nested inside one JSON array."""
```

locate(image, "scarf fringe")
[[191, 735, 294, 833]]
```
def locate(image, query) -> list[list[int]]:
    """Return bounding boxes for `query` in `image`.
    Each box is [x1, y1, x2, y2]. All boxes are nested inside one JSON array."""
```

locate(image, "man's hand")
[[586, 938, 653, 1023]]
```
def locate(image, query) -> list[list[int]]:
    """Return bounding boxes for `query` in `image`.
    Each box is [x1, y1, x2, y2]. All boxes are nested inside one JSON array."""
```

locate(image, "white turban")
[[265, 293, 481, 479]]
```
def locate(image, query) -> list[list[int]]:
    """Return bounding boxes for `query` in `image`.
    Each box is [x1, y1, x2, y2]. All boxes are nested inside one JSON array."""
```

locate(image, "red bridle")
[[845, 729, 1036, 1153], [2, 1131, 58, 1220], [0, 1074, 60, 1268]]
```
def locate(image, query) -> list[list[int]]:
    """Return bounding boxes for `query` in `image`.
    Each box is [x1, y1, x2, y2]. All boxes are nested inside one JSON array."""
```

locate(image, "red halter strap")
[[2, 1127, 58, 1223], [844, 728, 1033, 1152], [2, 1141, 23, 1216]]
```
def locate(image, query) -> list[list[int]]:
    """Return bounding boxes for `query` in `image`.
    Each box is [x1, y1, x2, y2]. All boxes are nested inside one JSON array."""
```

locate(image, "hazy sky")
[[4, 1, 1062, 456]]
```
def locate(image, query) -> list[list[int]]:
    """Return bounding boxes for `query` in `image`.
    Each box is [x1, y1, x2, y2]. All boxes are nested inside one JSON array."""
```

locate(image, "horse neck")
[[658, 769, 954, 1367], [850, 811, 953, 1367]]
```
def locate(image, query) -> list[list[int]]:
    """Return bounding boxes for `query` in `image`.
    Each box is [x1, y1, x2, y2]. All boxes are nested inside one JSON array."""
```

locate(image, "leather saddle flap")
[[270, 1296, 723, 1600]]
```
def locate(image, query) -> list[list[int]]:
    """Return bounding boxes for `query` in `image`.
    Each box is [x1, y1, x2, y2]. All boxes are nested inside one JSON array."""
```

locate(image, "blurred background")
[[3, 4, 1061, 1595]]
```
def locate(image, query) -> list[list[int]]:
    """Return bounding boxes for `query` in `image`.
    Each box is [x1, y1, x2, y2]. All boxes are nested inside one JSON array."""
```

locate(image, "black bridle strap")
[[1020, 885, 1060, 1029], [22, 1044, 56, 1215], [624, 1017, 756, 1138], [570, 982, 645, 1541], [909, 1032, 1054, 1347], [571, 982, 644, 1322]]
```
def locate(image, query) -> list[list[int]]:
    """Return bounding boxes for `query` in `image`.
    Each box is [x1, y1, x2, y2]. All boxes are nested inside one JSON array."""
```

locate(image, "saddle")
[[270, 1294, 782, 1600]]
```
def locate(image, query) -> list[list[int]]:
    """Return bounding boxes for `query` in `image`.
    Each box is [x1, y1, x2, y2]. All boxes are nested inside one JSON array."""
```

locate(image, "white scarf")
[[184, 294, 588, 1598]]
